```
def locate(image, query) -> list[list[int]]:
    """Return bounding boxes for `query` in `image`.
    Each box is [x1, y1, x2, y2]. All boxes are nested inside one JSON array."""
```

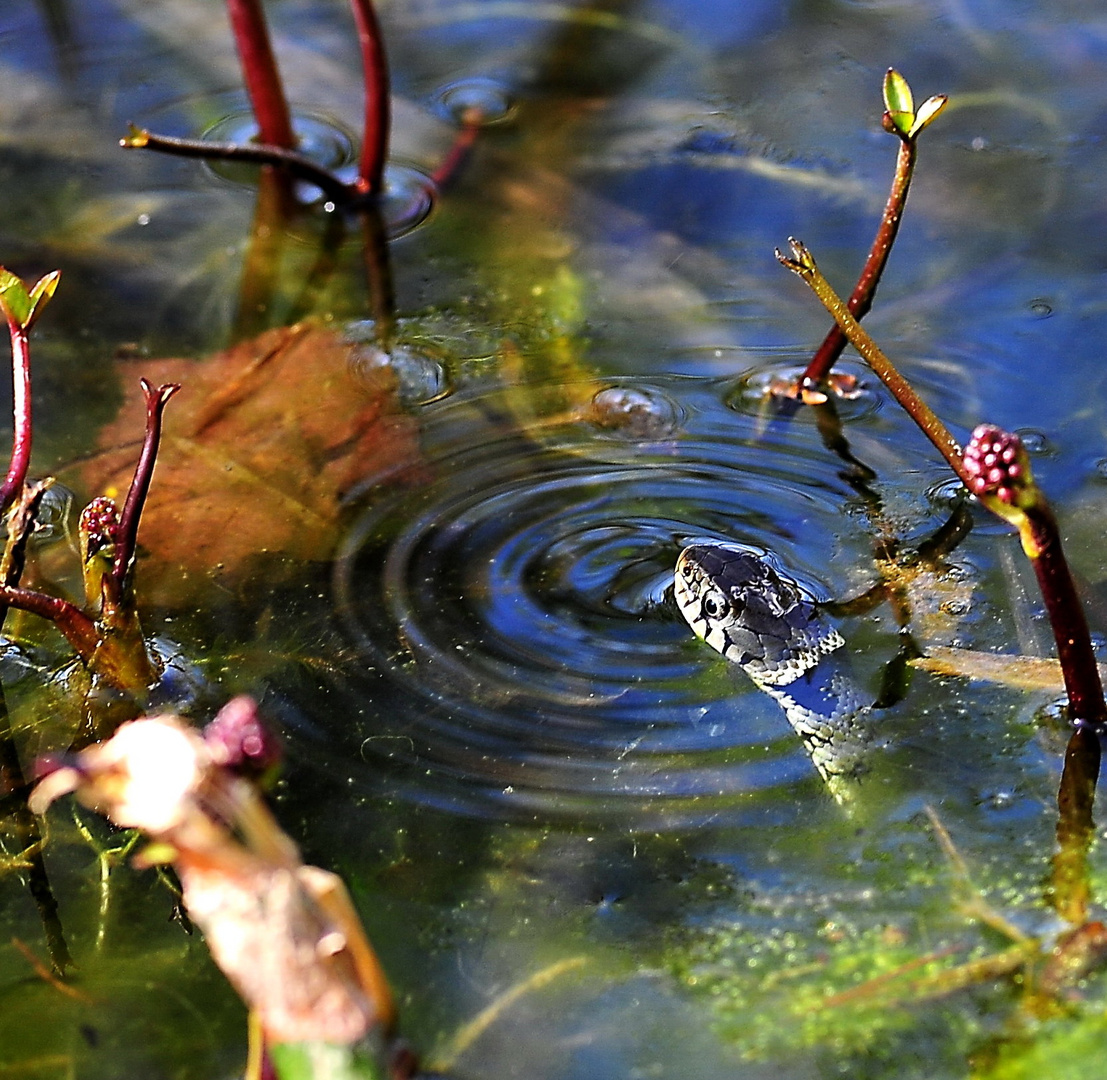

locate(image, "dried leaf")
[[78, 323, 420, 605], [31, 713, 395, 1046], [181, 858, 379, 1045]]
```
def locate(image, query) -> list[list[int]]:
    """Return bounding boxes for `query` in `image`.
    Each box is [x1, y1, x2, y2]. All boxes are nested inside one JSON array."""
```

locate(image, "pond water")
[[3, 0, 1107, 1077]]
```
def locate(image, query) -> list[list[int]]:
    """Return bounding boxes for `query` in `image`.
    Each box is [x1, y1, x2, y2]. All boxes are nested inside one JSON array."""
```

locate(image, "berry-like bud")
[[962, 424, 1033, 507], [203, 696, 281, 779], [79, 496, 120, 560]]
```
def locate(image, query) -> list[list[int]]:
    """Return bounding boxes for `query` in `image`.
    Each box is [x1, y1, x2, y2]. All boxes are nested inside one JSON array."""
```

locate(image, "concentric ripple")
[[328, 376, 881, 826]]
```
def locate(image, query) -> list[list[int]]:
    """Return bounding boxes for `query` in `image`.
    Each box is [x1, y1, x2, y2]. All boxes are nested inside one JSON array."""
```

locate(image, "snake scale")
[[674, 541, 872, 795]]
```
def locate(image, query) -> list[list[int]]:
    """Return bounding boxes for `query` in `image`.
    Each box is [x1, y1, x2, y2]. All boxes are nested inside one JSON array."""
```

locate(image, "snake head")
[[675, 542, 843, 686]]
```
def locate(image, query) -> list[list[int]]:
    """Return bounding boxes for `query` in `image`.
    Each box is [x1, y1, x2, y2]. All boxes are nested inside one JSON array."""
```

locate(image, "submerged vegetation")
[[2, 1, 1107, 1078]]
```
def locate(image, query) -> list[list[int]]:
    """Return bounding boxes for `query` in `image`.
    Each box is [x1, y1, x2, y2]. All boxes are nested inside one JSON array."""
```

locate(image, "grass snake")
[[675, 541, 871, 797]]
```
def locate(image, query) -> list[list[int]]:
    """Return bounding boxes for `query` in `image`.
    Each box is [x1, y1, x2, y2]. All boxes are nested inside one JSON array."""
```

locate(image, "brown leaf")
[[31, 714, 396, 1045], [180, 859, 380, 1045], [78, 323, 420, 605]]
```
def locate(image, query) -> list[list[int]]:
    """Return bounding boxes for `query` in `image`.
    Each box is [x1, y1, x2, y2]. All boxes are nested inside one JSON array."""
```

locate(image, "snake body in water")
[[674, 542, 872, 796]]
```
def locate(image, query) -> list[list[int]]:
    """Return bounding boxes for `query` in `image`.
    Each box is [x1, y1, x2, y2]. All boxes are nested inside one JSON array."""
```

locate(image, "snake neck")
[[752, 655, 871, 790]]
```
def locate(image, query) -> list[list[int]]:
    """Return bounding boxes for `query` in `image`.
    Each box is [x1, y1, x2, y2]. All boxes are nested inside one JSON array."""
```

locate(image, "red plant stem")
[[0, 584, 99, 664], [1026, 505, 1107, 727], [122, 129, 357, 204], [801, 138, 915, 389], [0, 320, 32, 514], [431, 108, 485, 190], [111, 381, 180, 598], [779, 240, 964, 477], [226, 0, 297, 150], [349, 0, 391, 197], [787, 242, 1107, 728]]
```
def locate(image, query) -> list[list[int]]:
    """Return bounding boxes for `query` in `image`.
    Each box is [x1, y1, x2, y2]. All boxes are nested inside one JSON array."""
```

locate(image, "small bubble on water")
[[435, 78, 516, 126], [977, 788, 1016, 810], [347, 337, 451, 406], [1014, 428, 1053, 455], [1027, 298, 1053, 318], [588, 385, 681, 440], [31, 482, 75, 543], [136, 213, 150, 226]]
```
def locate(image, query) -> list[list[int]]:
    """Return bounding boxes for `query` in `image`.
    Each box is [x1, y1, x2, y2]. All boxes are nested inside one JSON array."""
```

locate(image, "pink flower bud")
[[203, 696, 282, 778], [962, 424, 1032, 506]]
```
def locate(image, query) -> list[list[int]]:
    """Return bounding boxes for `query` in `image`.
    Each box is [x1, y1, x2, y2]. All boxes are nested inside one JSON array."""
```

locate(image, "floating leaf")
[[78, 323, 421, 606]]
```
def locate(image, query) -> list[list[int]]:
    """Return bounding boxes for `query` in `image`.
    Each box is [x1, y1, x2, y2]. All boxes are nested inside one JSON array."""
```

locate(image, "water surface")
[[2, 1, 1107, 1077]]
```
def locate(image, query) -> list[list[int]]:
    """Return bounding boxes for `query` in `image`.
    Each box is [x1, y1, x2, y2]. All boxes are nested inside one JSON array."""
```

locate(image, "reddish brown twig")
[[780, 238, 1107, 729], [226, 0, 296, 150], [123, 0, 398, 209], [120, 127, 357, 204], [795, 70, 946, 395], [349, 0, 391, 197], [778, 239, 962, 473], [110, 381, 180, 602]]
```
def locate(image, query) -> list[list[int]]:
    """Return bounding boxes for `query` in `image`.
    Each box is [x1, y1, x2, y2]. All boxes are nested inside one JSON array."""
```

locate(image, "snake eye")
[[701, 592, 727, 619]]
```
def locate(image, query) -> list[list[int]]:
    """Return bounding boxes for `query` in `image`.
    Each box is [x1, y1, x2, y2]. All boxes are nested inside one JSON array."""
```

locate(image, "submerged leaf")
[[911, 645, 1084, 692], [78, 324, 421, 605]]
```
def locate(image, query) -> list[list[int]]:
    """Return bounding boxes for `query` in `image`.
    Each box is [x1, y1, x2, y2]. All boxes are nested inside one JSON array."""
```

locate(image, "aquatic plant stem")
[[0, 320, 31, 514], [226, 0, 297, 150], [360, 207, 396, 345], [778, 239, 964, 476], [349, 0, 391, 197], [0, 482, 72, 975], [800, 136, 914, 389], [0, 585, 99, 662], [1027, 507, 1107, 726], [111, 381, 179, 602], [783, 243, 1107, 727], [0, 268, 59, 513], [121, 128, 357, 204], [963, 427, 1107, 727], [0, 578, 158, 692], [431, 107, 485, 190]]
